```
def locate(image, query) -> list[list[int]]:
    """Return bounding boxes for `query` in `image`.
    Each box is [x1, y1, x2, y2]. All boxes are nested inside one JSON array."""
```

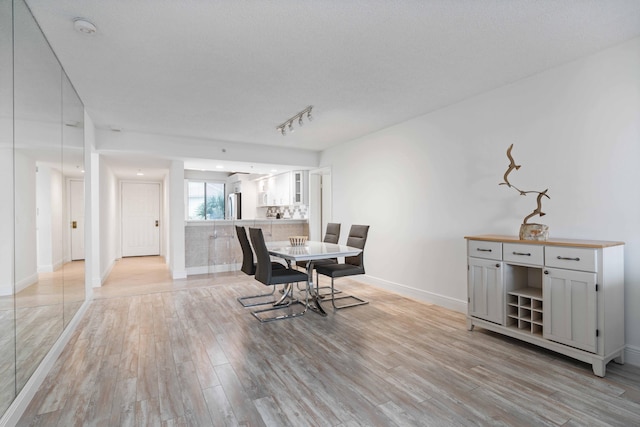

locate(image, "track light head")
[[277, 105, 313, 137]]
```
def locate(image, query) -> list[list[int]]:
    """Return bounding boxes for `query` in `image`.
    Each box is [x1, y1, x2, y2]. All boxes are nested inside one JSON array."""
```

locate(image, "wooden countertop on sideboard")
[[464, 234, 624, 249]]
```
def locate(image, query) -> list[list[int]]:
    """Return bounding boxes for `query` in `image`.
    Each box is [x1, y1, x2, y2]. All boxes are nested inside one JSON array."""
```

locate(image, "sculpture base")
[[519, 223, 549, 241]]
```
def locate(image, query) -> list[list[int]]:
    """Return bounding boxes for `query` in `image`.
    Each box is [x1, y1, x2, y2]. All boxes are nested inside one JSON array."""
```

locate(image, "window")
[[187, 181, 225, 220]]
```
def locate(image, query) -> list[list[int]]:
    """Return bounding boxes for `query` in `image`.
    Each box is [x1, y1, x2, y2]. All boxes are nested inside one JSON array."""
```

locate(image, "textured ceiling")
[[24, 0, 640, 153]]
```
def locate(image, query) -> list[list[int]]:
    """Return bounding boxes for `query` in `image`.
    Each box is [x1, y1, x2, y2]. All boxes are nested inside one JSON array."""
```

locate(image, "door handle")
[[155, 220, 159, 227], [72, 221, 77, 229]]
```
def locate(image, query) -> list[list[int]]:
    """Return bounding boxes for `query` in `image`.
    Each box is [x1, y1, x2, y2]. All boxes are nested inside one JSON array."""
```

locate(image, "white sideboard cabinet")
[[465, 234, 625, 377]]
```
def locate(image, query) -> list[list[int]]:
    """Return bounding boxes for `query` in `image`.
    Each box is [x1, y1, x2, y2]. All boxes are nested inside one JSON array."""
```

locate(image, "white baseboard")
[[37, 259, 63, 274], [185, 263, 240, 276], [359, 274, 467, 313], [15, 273, 38, 294], [0, 299, 91, 427], [96, 259, 116, 287], [625, 344, 640, 367], [91, 275, 102, 287], [172, 269, 188, 279], [0, 283, 12, 297], [37, 264, 53, 273]]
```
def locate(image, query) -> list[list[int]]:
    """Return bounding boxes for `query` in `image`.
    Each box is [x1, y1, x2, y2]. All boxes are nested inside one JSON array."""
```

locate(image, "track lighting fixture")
[[276, 105, 313, 136]]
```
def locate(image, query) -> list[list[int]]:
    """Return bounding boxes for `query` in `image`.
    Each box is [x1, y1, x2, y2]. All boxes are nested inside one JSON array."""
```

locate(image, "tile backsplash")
[[265, 204, 308, 219]]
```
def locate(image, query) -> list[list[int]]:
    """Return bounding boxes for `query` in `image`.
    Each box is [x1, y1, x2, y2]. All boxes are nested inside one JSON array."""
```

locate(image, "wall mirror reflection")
[[62, 74, 85, 329], [0, 0, 15, 416], [9, 0, 86, 405]]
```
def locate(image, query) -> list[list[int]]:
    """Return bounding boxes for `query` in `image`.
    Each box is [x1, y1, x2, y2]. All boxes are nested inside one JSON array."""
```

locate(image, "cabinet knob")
[[496, 264, 500, 268], [544, 270, 549, 275]]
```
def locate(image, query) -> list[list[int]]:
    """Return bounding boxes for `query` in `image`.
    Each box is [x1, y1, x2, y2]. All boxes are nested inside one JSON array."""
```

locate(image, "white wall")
[[35, 165, 53, 271], [85, 111, 100, 291], [99, 159, 119, 283], [320, 38, 640, 363], [96, 129, 319, 170], [163, 172, 170, 262], [13, 150, 37, 292], [35, 164, 63, 272], [169, 160, 186, 279]]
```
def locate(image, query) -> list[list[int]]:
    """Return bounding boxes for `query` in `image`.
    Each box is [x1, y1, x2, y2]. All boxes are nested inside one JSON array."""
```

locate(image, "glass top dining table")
[[266, 241, 362, 315]]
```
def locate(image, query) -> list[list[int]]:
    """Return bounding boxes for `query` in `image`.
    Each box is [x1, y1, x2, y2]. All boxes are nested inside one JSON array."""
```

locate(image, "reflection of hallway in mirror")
[[14, 260, 84, 391], [62, 260, 85, 328], [0, 307, 15, 416]]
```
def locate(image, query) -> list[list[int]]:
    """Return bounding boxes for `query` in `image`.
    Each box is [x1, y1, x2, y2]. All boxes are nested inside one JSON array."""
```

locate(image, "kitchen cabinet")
[[273, 172, 290, 205], [468, 249, 504, 325], [256, 171, 308, 206], [543, 267, 597, 353], [465, 235, 625, 377], [292, 170, 308, 205]]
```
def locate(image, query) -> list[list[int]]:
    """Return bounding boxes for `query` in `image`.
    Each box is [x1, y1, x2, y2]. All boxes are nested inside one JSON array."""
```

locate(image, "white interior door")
[[309, 168, 332, 241], [321, 173, 332, 237], [121, 182, 160, 257], [69, 179, 85, 261], [309, 173, 321, 241]]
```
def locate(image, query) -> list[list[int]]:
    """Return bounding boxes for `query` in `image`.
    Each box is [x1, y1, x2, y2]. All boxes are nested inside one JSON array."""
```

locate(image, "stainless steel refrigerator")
[[228, 192, 242, 220]]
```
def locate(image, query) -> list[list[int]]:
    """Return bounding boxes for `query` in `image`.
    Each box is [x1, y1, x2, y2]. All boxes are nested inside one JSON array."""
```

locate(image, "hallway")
[[94, 256, 242, 300]]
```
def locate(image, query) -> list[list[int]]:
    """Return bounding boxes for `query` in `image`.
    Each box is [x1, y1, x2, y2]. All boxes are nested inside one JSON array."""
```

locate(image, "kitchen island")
[[185, 219, 308, 275]]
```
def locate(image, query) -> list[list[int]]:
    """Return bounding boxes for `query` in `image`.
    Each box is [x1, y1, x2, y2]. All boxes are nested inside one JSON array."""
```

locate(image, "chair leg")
[[251, 282, 309, 322], [314, 270, 342, 299], [237, 285, 280, 307], [329, 277, 368, 309]]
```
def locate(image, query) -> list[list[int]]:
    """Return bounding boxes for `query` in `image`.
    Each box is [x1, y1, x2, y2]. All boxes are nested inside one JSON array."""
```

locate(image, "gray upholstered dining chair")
[[248, 227, 309, 322], [295, 222, 342, 296], [315, 224, 370, 309], [235, 225, 287, 307], [296, 222, 341, 270]]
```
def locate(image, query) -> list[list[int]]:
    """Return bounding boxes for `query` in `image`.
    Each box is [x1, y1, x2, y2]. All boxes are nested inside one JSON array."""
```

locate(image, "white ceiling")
[[24, 0, 640, 156]]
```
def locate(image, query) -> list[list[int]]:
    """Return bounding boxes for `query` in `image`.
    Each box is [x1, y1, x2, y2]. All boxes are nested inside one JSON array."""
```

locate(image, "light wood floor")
[[17, 256, 640, 426]]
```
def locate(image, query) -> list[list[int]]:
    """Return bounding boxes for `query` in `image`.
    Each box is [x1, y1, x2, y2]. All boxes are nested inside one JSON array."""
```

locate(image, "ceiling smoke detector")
[[73, 18, 97, 35]]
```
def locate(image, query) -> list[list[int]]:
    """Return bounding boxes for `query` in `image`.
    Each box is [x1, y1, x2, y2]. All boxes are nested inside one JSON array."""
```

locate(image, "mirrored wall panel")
[[0, 0, 87, 416], [0, 0, 15, 416], [14, 0, 65, 393], [62, 74, 86, 328]]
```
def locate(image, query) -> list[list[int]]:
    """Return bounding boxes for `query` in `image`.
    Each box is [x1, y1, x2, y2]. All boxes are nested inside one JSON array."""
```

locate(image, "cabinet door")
[[543, 268, 597, 353], [468, 258, 504, 325], [291, 170, 308, 205], [274, 172, 290, 205]]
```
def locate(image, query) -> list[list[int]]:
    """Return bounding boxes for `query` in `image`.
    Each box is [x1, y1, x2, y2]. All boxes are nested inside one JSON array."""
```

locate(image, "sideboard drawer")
[[545, 246, 597, 272], [468, 240, 502, 260], [503, 243, 544, 265]]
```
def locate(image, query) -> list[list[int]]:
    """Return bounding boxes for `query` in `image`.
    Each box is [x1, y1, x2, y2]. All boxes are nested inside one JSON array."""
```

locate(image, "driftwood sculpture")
[[500, 144, 550, 240]]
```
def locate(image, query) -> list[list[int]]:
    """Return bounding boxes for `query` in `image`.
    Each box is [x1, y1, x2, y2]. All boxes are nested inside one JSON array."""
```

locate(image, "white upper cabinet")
[[256, 170, 308, 206]]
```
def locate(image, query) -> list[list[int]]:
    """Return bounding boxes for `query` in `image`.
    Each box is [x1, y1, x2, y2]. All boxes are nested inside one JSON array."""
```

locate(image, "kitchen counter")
[[185, 219, 308, 275], [186, 218, 307, 226]]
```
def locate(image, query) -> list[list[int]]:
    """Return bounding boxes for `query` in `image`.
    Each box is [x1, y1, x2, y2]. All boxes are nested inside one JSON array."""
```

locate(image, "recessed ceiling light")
[[216, 165, 224, 169], [136, 170, 144, 176], [271, 169, 278, 173], [73, 18, 97, 35]]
